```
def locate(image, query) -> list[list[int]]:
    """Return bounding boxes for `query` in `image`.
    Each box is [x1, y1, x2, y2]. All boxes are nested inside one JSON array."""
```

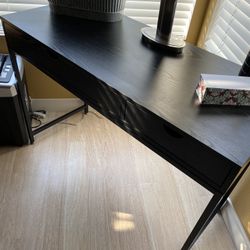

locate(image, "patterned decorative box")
[[196, 74, 250, 106], [48, 0, 126, 22]]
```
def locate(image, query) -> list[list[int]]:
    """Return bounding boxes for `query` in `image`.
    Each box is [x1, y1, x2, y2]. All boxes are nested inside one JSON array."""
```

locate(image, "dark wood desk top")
[[2, 6, 250, 169]]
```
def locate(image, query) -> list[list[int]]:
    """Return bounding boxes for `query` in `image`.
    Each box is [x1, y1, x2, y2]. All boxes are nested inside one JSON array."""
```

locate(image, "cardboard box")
[[196, 74, 250, 106]]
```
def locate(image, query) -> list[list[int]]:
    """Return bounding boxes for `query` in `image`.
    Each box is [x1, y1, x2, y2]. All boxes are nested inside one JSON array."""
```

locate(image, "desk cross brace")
[[8, 49, 88, 143]]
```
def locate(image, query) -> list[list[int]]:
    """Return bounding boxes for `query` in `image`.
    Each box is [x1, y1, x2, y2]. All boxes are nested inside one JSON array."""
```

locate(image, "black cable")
[[31, 116, 42, 129]]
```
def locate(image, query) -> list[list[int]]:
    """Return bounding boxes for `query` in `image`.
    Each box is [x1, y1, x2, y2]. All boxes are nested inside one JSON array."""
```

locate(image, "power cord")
[[31, 109, 47, 129], [31, 116, 42, 128]]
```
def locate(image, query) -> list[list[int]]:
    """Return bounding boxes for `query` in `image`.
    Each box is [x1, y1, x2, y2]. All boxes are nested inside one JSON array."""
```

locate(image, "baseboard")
[[31, 98, 84, 112], [221, 199, 250, 250]]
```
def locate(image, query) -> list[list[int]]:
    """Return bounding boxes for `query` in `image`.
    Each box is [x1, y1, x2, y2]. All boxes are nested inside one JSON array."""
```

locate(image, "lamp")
[[141, 0, 185, 54]]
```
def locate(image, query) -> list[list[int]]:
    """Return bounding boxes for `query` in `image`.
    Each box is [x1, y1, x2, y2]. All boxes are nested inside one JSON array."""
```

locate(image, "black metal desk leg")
[[8, 50, 34, 144], [182, 161, 250, 250], [83, 102, 89, 114], [181, 193, 225, 250]]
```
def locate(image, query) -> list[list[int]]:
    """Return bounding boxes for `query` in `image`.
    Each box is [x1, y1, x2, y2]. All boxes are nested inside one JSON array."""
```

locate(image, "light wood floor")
[[0, 109, 235, 250]]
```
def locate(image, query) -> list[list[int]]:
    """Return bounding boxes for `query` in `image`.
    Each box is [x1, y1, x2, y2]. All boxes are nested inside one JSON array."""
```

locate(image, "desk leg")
[[181, 193, 224, 250], [83, 102, 89, 114], [182, 162, 249, 250], [8, 50, 34, 144]]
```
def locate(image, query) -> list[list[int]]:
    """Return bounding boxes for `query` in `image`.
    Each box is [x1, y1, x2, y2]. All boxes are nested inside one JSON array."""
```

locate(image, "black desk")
[[2, 6, 250, 249]]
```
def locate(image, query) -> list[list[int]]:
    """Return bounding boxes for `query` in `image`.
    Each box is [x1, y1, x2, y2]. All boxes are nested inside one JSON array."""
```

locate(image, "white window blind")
[[204, 0, 250, 65], [0, 0, 47, 16], [124, 0, 196, 38], [0, 0, 47, 34], [0, 0, 196, 39]]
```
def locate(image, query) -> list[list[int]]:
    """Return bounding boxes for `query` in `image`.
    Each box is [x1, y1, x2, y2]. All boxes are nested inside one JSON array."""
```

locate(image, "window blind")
[[0, 0, 196, 38], [124, 0, 196, 38], [0, 0, 47, 16], [204, 0, 250, 65], [0, 0, 47, 34]]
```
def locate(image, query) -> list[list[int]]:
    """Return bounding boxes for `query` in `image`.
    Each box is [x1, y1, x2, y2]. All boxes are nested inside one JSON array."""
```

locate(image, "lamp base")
[[141, 27, 185, 54]]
